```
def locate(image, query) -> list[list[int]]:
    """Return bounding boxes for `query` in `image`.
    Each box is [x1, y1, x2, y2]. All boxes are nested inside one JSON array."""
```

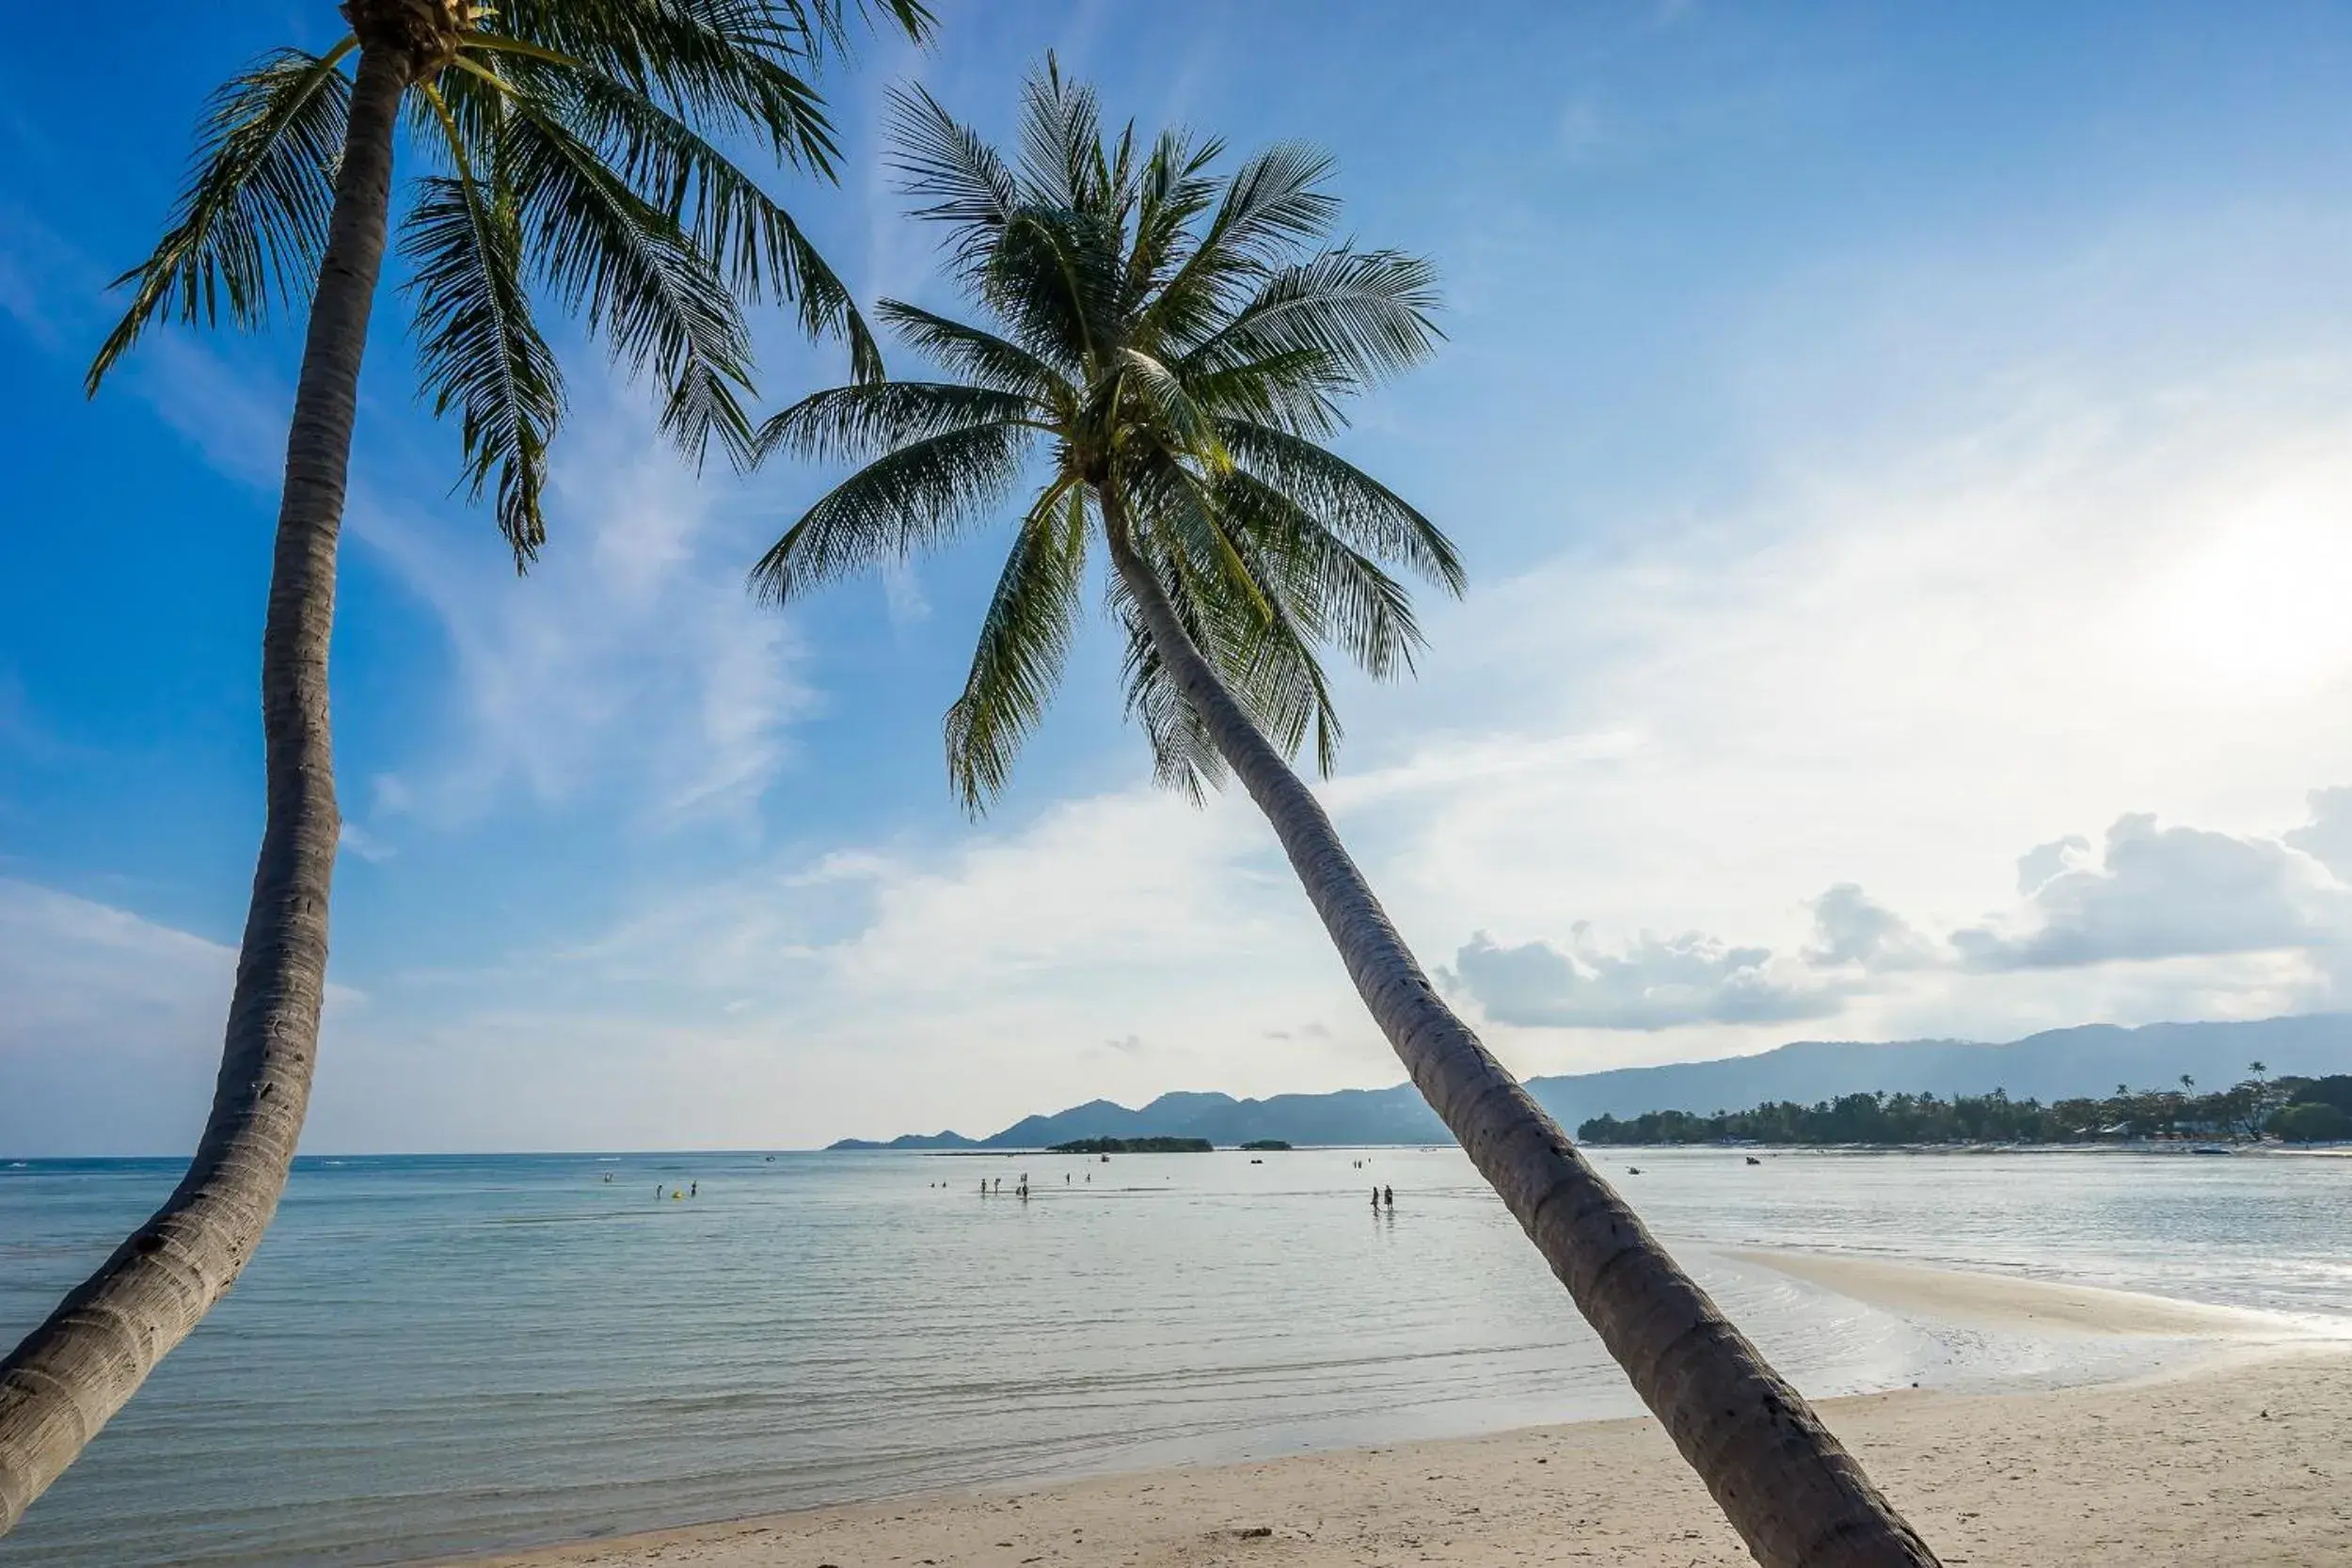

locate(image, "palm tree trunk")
[[1102, 501, 1941, 1568], [0, 45, 410, 1536]]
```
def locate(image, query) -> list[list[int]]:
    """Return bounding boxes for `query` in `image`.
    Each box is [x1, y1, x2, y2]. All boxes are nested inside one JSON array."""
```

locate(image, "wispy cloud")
[[0, 879, 230, 1155], [351, 408, 810, 832]]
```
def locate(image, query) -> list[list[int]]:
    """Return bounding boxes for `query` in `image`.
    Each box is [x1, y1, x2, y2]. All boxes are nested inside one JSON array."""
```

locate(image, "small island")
[[1048, 1136, 1214, 1154], [1238, 1139, 1293, 1151]]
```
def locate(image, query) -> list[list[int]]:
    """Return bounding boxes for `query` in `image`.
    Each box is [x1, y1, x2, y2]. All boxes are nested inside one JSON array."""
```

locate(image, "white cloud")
[[2286, 786, 2352, 882], [1804, 882, 1934, 971], [1447, 926, 1840, 1030], [1953, 810, 2349, 971], [0, 880, 374, 1156], [338, 821, 395, 863], [0, 880, 229, 1156], [2015, 835, 2093, 896]]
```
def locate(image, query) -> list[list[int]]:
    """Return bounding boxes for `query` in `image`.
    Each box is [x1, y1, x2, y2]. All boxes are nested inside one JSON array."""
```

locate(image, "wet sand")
[[1732, 1247, 2306, 1338], [426, 1261, 2352, 1568]]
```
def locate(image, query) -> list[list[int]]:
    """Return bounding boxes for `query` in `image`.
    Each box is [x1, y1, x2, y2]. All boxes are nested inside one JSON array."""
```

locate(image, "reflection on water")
[[0, 1146, 2344, 1566]]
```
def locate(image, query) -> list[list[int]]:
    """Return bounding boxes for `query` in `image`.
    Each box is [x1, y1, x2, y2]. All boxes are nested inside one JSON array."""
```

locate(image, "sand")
[[1732, 1248, 2308, 1338], [429, 1259, 2352, 1568]]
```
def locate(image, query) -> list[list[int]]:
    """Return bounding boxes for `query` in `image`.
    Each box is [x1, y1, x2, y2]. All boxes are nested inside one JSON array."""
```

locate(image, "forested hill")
[[824, 1013, 2352, 1149]]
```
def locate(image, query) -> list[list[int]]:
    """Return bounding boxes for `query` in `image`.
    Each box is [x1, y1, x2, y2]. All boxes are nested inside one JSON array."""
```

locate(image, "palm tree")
[[750, 64, 1939, 1568], [0, 0, 929, 1533]]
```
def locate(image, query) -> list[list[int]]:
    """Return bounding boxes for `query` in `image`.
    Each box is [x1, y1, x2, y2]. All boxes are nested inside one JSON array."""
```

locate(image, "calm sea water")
[[2, 1146, 2347, 1566]]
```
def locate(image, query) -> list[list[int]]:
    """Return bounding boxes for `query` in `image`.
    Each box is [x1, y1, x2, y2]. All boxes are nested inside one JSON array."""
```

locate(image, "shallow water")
[[1, 1146, 2345, 1566]]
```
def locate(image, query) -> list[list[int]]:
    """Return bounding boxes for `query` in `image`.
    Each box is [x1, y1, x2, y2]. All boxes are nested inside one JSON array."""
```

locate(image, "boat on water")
[[2190, 1146, 2234, 1155]]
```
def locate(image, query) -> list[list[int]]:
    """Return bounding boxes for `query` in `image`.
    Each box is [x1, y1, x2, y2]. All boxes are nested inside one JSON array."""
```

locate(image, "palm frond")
[[1125, 129, 1222, 309], [1114, 347, 1222, 464], [1128, 467, 1349, 771], [1112, 559, 1229, 804], [887, 80, 1019, 277], [1180, 248, 1441, 389], [875, 299, 1073, 406], [756, 381, 1038, 465], [749, 420, 1033, 601], [1198, 142, 1341, 266], [1218, 420, 1464, 592], [1111, 526, 1341, 793], [480, 0, 884, 177], [1014, 55, 1105, 211], [504, 93, 761, 467], [1142, 140, 1335, 347], [986, 204, 1125, 373], [1216, 468, 1424, 682], [403, 166, 564, 564], [554, 71, 882, 378], [87, 43, 355, 391], [944, 478, 1089, 811], [1180, 346, 1344, 436]]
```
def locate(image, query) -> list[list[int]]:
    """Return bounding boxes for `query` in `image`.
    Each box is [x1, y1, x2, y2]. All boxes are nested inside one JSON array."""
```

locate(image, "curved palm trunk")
[[1102, 505, 1940, 1568], [0, 46, 409, 1535]]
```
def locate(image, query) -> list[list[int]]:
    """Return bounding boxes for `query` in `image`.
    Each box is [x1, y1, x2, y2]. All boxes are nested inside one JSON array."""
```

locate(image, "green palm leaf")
[[1112, 556, 1230, 804], [945, 479, 1089, 812], [555, 72, 883, 379], [1218, 420, 1463, 593], [887, 80, 1019, 278], [874, 300, 1073, 406], [87, 43, 356, 391], [502, 91, 761, 468], [403, 164, 564, 564], [1180, 248, 1442, 388], [488, 0, 847, 174], [1140, 140, 1334, 344], [757, 381, 1041, 465], [750, 420, 1034, 602]]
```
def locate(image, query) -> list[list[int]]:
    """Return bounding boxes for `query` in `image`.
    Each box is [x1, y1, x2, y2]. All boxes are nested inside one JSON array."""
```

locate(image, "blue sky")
[[7, 1, 2352, 1152]]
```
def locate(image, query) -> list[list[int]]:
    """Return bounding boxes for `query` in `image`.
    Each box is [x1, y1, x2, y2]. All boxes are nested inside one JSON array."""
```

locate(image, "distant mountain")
[[824, 1013, 2352, 1150], [827, 1130, 980, 1151]]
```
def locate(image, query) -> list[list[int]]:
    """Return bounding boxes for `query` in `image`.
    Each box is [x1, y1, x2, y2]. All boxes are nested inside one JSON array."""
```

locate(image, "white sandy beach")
[[426, 1258, 2352, 1568]]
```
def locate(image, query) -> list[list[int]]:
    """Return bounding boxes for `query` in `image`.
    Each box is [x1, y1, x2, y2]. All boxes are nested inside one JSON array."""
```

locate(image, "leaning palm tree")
[[0, 0, 929, 1533], [752, 64, 1940, 1568]]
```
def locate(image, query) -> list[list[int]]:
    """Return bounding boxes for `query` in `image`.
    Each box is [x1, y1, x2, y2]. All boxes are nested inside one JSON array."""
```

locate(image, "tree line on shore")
[[1578, 1069, 2352, 1147]]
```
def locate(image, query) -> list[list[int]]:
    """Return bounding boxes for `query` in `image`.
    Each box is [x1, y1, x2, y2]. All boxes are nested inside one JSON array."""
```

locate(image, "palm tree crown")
[[753, 58, 1460, 809], [93, 0, 930, 562]]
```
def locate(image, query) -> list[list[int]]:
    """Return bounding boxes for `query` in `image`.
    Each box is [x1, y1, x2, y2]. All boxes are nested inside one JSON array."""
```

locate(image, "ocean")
[[3, 1146, 2347, 1566]]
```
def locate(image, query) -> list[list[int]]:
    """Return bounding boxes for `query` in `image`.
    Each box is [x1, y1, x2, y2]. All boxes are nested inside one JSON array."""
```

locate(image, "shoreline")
[[422, 1348, 2351, 1568], [413, 1259, 2352, 1568]]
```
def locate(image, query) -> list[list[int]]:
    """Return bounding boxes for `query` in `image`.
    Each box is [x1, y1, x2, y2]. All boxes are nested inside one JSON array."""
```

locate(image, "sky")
[[6, 1, 2352, 1154]]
